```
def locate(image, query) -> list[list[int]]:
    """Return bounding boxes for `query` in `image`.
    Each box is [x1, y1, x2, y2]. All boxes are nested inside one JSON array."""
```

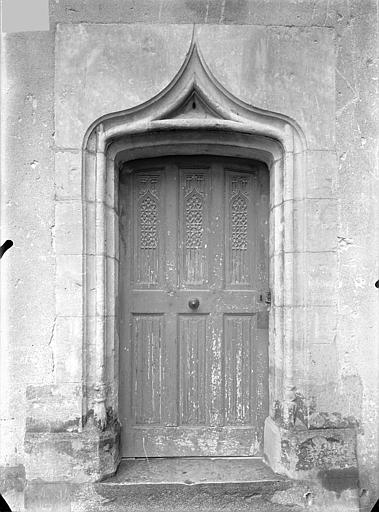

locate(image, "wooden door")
[[119, 156, 269, 457]]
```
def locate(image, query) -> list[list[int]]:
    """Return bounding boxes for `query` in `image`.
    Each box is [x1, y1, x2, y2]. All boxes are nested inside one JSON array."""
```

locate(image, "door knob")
[[188, 298, 200, 310]]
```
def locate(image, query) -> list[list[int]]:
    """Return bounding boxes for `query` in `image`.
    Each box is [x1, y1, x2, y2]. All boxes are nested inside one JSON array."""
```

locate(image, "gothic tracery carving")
[[230, 177, 249, 251], [140, 194, 158, 249], [138, 175, 159, 250], [231, 194, 248, 250], [184, 174, 205, 250]]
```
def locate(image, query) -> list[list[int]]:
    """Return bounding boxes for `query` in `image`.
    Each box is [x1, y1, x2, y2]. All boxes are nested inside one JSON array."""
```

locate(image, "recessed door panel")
[[119, 156, 269, 457]]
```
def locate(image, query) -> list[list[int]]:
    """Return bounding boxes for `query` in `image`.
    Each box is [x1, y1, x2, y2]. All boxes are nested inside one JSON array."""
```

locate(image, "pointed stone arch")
[[80, 38, 308, 476], [83, 41, 305, 151]]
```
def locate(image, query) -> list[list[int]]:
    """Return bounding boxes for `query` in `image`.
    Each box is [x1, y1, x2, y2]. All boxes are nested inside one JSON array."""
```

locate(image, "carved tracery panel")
[[182, 172, 209, 285], [227, 174, 253, 286], [135, 174, 161, 286]]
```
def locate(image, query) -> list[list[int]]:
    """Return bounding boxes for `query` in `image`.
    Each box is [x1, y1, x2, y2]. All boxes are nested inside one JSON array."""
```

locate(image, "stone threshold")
[[102, 457, 287, 486]]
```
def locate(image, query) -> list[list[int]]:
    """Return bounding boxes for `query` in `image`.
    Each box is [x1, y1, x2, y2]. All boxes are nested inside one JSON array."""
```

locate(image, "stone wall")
[[1, 1, 377, 510]]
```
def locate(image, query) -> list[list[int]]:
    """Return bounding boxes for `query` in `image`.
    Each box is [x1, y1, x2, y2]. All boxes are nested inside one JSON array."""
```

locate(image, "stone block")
[[55, 151, 82, 200], [306, 343, 339, 387], [270, 253, 284, 306], [105, 208, 118, 260], [53, 317, 84, 383], [56, 255, 84, 316], [83, 254, 99, 317], [279, 202, 295, 255], [281, 198, 338, 254], [270, 157, 284, 207], [105, 315, 118, 391], [306, 252, 337, 306], [84, 200, 96, 255], [293, 151, 306, 201], [24, 426, 120, 483], [84, 151, 97, 202], [264, 417, 357, 480], [283, 153, 296, 202], [269, 204, 283, 257], [9, 343, 54, 386], [106, 257, 118, 317], [0, 419, 25, 465], [283, 252, 307, 306], [84, 344, 98, 389], [25, 482, 71, 512], [264, 416, 283, 472], [305, 199, 338, 252], [25, 384, 83, 433], [270, 477, 359, 512], [105, 158, 117, 208], [55, 200, 83, 255], [283, 200, 304, 253], [306, 150, 337, 198], [299, 306, 337, 345], [338, 245, 375, 300], [0, 464, 25, 495]]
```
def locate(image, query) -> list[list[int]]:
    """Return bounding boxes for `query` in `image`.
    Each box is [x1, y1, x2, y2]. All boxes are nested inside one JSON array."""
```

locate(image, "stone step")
[[107, 457, 283, 482], [93, 457, 295, 510], [23, 459, 362, 511]]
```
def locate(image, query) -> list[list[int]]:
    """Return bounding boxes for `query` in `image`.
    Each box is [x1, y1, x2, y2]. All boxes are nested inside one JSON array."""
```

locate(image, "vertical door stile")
[[250, 170, 259, 428], [255, 166, 270, 433], [179, 164, 209, 427], [121, 172, 133, 430], [164, 164, 179, 427], [209, 163, 225, 427]]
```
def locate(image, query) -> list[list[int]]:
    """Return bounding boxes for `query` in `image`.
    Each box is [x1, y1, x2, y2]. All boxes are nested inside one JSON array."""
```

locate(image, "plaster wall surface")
[[1, 1, 378, 510]]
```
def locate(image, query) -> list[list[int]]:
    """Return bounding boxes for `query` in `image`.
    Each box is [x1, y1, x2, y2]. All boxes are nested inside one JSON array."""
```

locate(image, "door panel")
[[180, 171, 209, 286], [132, 172, 163, 287], [179, 314, 208, 425], [119, 156, 269, 457], [224, 314, 256, 425]]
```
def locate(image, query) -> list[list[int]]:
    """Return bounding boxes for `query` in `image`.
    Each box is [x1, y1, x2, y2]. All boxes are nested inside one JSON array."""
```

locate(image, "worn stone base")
[[24, 424, 120, 483], [264, 417, 357, 480]]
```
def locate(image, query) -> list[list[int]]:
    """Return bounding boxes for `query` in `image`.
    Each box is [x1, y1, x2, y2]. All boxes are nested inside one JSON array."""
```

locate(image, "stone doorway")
[[71, 40, 306, 478], [118, 155, 270, 457]]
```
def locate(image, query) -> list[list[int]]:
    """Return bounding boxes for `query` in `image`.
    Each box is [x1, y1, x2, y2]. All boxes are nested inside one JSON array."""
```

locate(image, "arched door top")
[[83, 37, 306, 156]]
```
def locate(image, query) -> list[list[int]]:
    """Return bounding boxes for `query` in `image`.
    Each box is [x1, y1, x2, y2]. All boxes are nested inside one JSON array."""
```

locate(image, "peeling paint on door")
[[119, 156, 269, 457]]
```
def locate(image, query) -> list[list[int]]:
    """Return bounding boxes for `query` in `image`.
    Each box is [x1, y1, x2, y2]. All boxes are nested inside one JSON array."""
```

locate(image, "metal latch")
[[259, 291, 271, 306]]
